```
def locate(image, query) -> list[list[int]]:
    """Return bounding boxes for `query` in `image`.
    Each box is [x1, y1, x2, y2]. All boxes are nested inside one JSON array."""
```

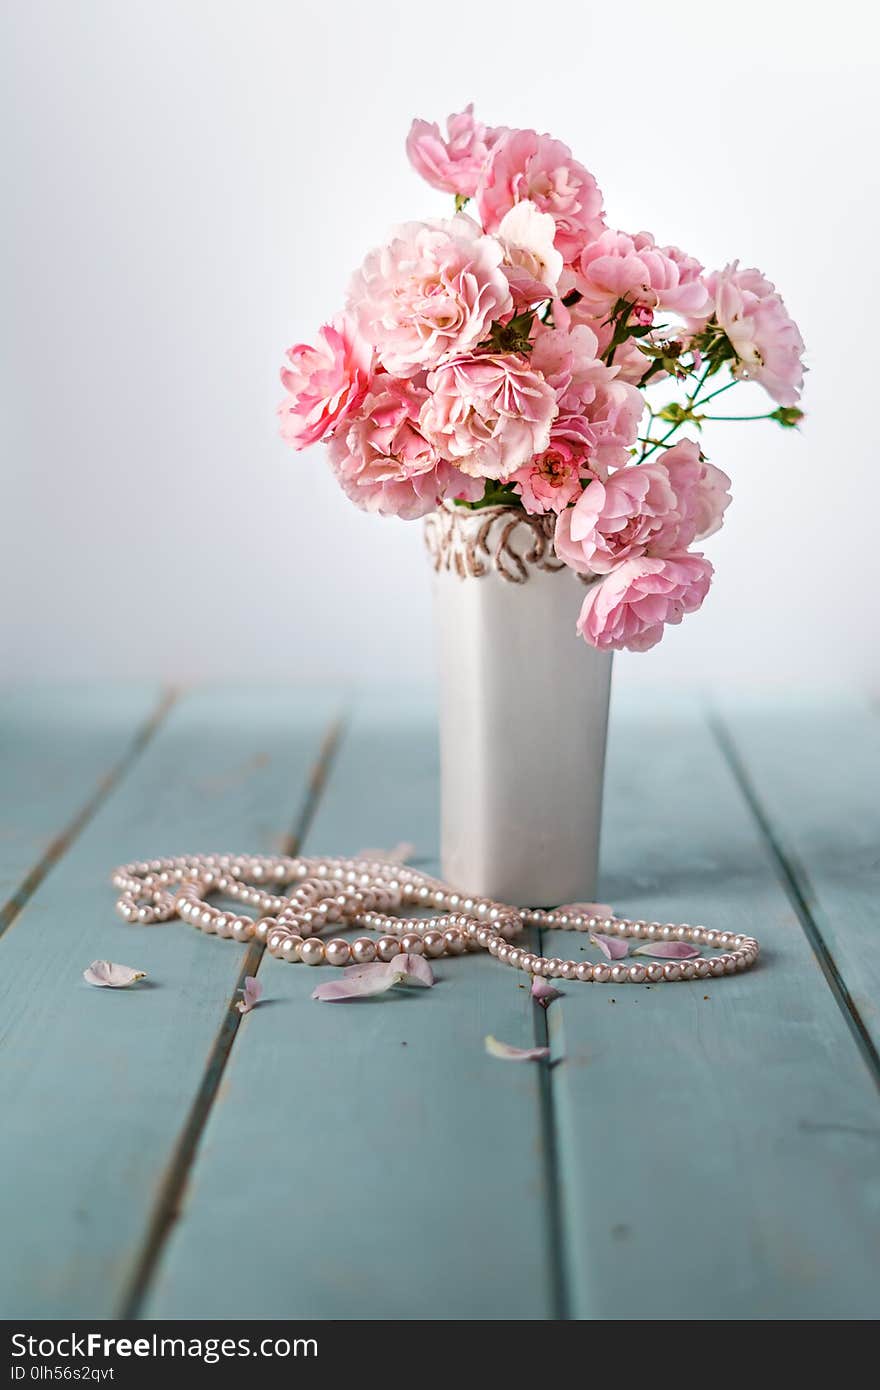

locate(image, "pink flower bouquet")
[[279, 108, 805, 653]]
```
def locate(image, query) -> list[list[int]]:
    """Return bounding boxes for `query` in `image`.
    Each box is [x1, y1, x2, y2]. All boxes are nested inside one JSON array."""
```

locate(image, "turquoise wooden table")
[[1, 684, 879, 1321]]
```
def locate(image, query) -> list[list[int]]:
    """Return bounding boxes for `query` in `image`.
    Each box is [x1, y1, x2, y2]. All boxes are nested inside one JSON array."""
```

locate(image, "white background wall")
[[2, 0, 877, 692]]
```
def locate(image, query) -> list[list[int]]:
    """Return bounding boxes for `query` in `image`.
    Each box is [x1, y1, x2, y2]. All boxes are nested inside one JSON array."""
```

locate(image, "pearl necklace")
[[112, 854, 760, 985]]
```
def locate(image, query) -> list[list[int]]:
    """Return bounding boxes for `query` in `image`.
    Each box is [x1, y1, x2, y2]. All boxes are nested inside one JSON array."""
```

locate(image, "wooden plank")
[[145, 690, 556, 1321], [543, 702, 880, 1320], [714, 696, 880, 1068], [0, 684, 168, 931], [0, 685, 341, 1319]]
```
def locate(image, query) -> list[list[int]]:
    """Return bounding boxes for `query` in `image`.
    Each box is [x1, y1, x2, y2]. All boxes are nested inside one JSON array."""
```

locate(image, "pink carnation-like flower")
[[555, 439, 730, 574], [477, 130, 605, 265], [406, 104, 503, 199], [328, 378, 481, 519], [704, 262, 805, 405], [496, 200, 564, 304], [530, 323, 643, 470], [421, 353, 557, 480], [577, 230, 711, 318], [348, 217, 513, 378], [572, 306, 650, 384], [577, 553, 714, 652], [278, 316, 372, 449], [511, 438, 592, 515]]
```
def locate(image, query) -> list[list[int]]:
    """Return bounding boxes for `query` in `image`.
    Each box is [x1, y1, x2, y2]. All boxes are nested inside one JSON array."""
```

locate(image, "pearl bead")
[[376, 936, 399, 962], [232, 917, 254, 942], [280, 936, 302, 962], [325, 939, 351, 967], [518, 953, 536, 973], [694, 959, 711, 978], [254, 917, 277, 942], [300, 938, 325, 966], [560, 961, 577, 980], [645, 963, 664, 982], [628, 964, 647, 983], [506, 948, 521, 968], [351, 938, 377, 964], [443, 929, 466, 955], [575, 962, 593, 982], [399, 934, 425, 955], [610, 964, 628, 984], [593, 963, 611, 984]]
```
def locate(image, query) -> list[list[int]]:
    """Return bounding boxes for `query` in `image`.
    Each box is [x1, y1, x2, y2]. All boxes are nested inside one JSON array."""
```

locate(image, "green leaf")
[[769, 406, 804, 428], [478, 310, 536, 355], [454, 481, 522, 511], [454, 194, 471, 213], [656, 402, 692, 425]]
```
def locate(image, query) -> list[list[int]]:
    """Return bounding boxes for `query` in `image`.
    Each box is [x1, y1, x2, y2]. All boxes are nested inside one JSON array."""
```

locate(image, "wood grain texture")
[[714, 696, 880, 1069], [145, 690, 556, 1321], [543, 702, 880, 1320], [0, 686, 340, 1319], [0, 685, 168, 930]]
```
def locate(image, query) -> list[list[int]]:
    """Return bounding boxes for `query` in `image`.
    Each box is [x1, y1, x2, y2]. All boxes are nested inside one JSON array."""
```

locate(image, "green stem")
[[700, 412, 775, 422], [638, 422, 681, 459], [690, 379, 737, 410]]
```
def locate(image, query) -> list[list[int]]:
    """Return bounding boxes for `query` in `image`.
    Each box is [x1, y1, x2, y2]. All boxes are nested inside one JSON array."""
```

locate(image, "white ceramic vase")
[[425, 504, 613, 907]]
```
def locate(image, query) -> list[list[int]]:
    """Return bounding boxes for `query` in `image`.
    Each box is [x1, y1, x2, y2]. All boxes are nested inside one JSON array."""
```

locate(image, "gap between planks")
[[709, 708, 880, 1094], [0, 687, 178, 940], [534, 926, 570, 1321], [117, 712, 347, 1320]]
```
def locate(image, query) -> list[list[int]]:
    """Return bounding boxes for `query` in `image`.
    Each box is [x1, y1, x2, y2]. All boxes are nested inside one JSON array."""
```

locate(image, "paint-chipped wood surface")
[[0, 685, 877, 1320]]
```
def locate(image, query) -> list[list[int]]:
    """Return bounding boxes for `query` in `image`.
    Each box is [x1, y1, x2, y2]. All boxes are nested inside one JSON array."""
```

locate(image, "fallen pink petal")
[[83, 960, 147, 988], [235, 975, 263, 1014], [530, 977, 562, 1008], [389, 952, 434, 987], [311, 968, 399, 1002], [312, 952, 434, 1001], [590, 933, 629, 961], [632, 941, 702, 959], [485, 1035, 551, 1063]]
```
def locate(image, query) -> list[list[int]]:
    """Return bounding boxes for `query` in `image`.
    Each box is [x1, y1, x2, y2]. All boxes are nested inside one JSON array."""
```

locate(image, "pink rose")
[[348, 216, 512, 378], [577, 230, 711, 318], [278, 316, 372, 449], [530, 324, 643, 470], [496, 201, 564, 304], [477, 129, 605, 265], [511, 438, 592, 515], [421, 353, 557, 480], [555, 439, 731, 574], [704, 262, 805, 405], [663, 439, 731, 542], [328, 377, 481, 519], [577, 553, 714, 652], [574, 306, 650, 384], [406, 105, 503, 199]]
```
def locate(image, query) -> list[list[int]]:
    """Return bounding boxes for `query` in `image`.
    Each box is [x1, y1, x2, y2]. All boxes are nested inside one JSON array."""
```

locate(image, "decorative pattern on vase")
[[424, 504, 600, 585]]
